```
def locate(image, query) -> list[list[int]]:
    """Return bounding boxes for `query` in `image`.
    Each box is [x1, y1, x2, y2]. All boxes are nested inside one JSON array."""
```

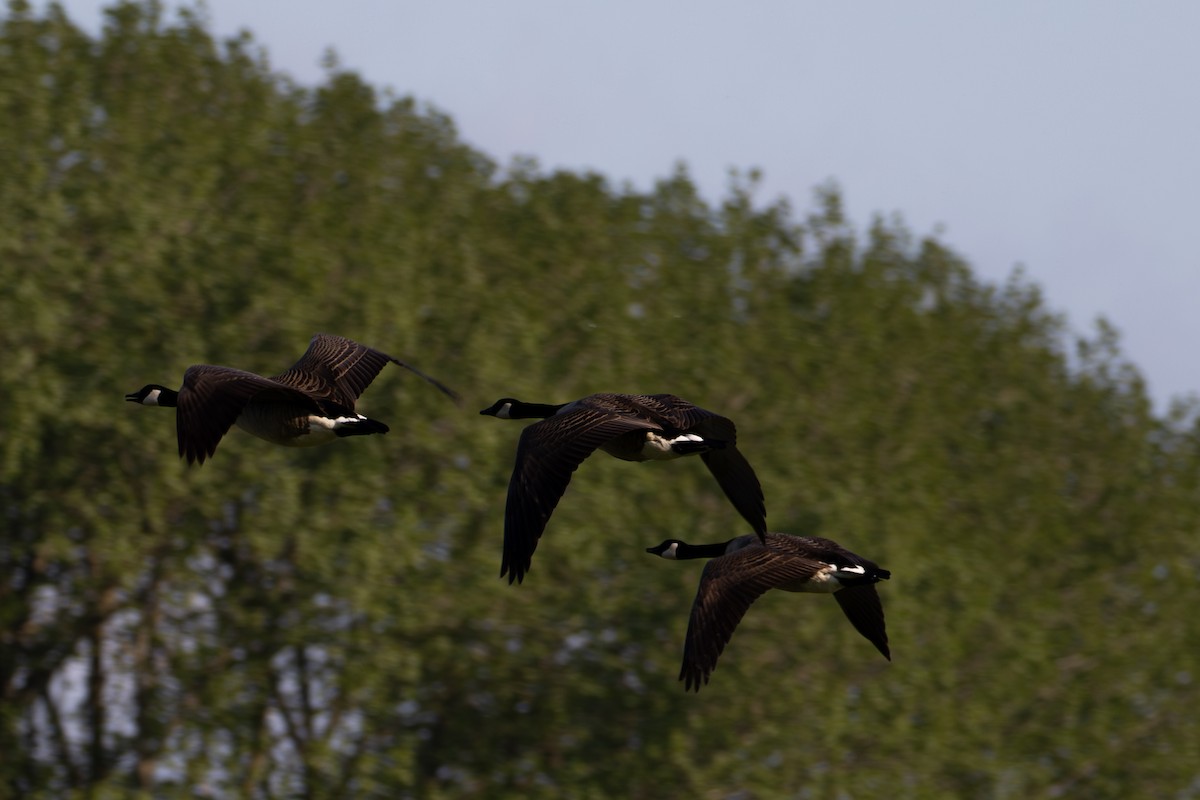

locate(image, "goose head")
[[479, 398, 520, 419], [126, 384, 173, 406], [646, 539, 684, 559]]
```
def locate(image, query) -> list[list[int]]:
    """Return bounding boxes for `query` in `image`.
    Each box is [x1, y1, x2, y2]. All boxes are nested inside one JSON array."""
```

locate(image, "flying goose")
[[127, 333, 458, 464], [480, 393, 766, 584], [646, 532, 890, 691]]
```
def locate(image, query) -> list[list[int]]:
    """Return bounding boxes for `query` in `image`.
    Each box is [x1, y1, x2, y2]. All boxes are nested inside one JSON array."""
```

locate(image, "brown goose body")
[[647, 532, 891, 692], [481, 393, 767, 584], [127, 333, 457, 465]]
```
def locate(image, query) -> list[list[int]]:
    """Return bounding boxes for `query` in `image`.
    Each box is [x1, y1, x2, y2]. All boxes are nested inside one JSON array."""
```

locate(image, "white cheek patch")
[[143, 388, 162, 406], [495, 403, 513, 419], [662, 543, 679, 559]]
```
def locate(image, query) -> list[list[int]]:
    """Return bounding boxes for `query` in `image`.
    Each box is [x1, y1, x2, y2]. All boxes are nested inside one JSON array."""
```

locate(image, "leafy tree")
[[1, 2, 1197, 798]]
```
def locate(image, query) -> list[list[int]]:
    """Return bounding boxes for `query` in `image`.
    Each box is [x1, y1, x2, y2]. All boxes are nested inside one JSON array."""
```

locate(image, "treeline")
[[1, 2, 1197, 798]]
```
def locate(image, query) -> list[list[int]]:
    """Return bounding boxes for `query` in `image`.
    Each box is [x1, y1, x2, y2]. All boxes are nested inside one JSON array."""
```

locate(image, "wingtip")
[[425, 376, 462, 405], [388, 357, 461, 405], [680, 665, 710, 693], [500, 565, 526, 585], [432, 379, 463, 407]]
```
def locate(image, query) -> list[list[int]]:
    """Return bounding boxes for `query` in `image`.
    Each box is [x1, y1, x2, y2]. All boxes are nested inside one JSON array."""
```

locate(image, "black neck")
[[508, 401, 567, 419], [156, 387, 180, 407], [675, 540, 736, 560]]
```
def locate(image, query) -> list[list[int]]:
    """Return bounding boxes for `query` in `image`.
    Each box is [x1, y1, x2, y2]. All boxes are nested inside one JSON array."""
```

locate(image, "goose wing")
[[177, 366, 323, 465], [680, 546, 827, 691], [624, 393, 715, 429], [501, 407, 659, 584], [638, 395, 767, 539], [698, 424, 766, 538], [273, 333, 458, 408], [833, 585, 890, 660]]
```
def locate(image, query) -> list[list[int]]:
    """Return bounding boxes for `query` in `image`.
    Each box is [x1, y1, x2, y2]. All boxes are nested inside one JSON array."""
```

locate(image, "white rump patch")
[[642, 431, 706, 460], [298, 415, 361, 444], [802, 564, 845, 593], [307, 414, 367, 431], [804, 563, 869, 593]]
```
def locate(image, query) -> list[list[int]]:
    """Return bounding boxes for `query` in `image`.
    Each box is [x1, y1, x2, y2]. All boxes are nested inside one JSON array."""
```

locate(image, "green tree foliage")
[[2, 2, 1198, 797]]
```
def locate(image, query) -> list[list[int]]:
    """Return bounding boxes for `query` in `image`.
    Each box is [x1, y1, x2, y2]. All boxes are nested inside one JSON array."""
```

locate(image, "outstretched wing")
[[176, 366, 319, 465], [833, 585, 890, 660], [501, 408, 658, 584], [696, 416, 766, 539], [680, 546, 826, 691], [274, 333, 458, 408]]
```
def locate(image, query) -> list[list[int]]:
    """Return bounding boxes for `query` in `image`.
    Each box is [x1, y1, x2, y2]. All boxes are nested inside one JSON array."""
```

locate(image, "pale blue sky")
[[50, 1, 1200, 409]]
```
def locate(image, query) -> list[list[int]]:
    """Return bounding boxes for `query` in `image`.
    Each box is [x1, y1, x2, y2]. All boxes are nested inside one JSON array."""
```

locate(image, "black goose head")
[[646, 539, 685, 559], [125, 384, 178, 407], [479, 398, 520, 418]]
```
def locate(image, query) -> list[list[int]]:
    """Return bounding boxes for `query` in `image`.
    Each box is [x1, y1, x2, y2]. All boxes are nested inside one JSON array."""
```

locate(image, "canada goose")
[[127, 333, 458, 464], [480, 393, 766, 584], [646, 532, 890, 691]]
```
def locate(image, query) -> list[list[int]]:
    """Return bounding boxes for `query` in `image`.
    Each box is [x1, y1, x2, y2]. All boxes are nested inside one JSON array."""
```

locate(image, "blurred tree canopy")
[[1, 2, 1198, 798]]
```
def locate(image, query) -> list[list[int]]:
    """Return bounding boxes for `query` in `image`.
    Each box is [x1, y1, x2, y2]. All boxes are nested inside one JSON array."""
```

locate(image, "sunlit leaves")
[[1, 2, 1198, 797]]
